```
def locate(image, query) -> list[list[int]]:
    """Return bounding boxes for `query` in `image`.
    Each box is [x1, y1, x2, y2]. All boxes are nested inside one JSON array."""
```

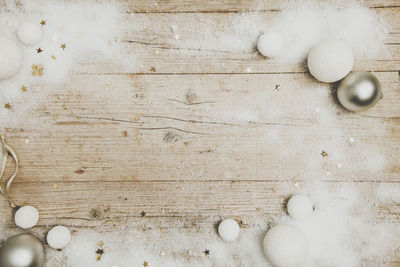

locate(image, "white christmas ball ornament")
[[218, 219, 240, 242], [263, 224, 308, 267], [257, 31, 283, 58], [0, 37, 23, 80], [17, 22, 43, 46], [47, 225, 71, 249], [14, 206, 39, 229], [287, 194, 313, 220], [308, 39, 354, 83]]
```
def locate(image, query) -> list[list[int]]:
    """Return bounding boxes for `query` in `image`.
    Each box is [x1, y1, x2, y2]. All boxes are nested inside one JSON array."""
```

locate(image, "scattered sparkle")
[[36, 47, 43, 53], [21, 85, 27, 92], [336, 162, 343, 169], [98, 241, 104, 247], [24, 138, 30, 144], [321, 151, 328, 157], [275, 84, 280, 91], [204, 249, 210, 255], [40, 20, 46, 26], [4, 103, 12, 109], [140, 211, 146, 217], [246, 67, 251, 73], [150, 66, 156, 72], [348, 137, 356, 145], [143, 261, 149, 267], [60, 43, 66, 50]]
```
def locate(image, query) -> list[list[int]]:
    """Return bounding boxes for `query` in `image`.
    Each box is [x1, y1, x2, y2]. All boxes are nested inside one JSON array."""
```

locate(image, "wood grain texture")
[[0, 0, 399, 266]]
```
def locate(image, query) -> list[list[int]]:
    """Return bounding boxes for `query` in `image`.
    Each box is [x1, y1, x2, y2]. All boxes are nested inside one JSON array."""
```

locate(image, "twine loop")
[[0, 135, 18, 208]]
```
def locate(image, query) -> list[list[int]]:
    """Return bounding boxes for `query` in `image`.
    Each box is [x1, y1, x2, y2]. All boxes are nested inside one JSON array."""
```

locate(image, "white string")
[[0, 135, 18, 208]]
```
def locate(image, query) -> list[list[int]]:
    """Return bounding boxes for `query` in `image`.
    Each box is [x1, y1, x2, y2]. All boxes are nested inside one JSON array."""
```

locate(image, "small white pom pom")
[[263, 224, 308, 267], [287, 194, 313, 220], [0, 37, 23, 80], [17, 22, 43, 46], [14, 206, 39, 229], [218, 219, 240, 242], [257, 31, 283, 58], [307, 39, 354, 83], [47, 226, 71, 249]]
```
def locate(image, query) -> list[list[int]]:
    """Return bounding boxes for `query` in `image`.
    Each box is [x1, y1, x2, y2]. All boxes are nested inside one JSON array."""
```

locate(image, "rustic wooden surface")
[[1, 0, 400, 266]]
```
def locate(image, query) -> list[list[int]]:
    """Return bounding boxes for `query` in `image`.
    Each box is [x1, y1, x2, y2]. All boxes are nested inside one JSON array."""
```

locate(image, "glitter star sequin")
[[4, 103, 12, 109], [40, 20, 46, 26], [140, 211, 146, 217], [21, 85, 27, 92], [36, 47, 43, 53], [275, 84, 280, 91], [204, 249, 210, 255], [31, 64, 44, 76], [321, 151, 328, 157], [150, 66, 156, 72], [143, 261, 149, 267], [60, 43, 66, 50]]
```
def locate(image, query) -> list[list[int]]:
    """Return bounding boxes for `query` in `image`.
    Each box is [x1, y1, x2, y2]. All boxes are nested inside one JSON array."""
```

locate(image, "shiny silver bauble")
[[0, 234, 45, 267], [336, 72, 382, 112]]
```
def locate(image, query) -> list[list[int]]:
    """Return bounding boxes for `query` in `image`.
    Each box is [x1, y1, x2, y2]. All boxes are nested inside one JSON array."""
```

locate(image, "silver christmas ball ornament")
[[0, 234, 45, 267], [336, 72, 382, 112]]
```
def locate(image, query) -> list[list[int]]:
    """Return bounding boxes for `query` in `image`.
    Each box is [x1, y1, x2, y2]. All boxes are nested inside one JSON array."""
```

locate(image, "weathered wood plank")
[[1, 181, 399, 228], [121, 0, 400, 13], [72, 8, 400, 74], [3, 72, 400, 183]]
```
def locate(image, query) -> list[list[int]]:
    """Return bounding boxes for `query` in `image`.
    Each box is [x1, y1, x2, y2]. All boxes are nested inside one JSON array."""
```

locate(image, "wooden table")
[[1, 0, 399, 266]]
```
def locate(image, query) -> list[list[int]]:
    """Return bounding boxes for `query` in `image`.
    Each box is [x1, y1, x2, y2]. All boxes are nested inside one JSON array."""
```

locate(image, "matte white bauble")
[[0, 37, 23, 80], [218, 219, 240, 242], [17, 22, 43, 46], [257, 31, 283, 58], [263, 224, 308, 267], [14, 206, 39, 229], [287, 194, 313, 220], [47, 226, 71, 249], [308, 39, 354, 83]]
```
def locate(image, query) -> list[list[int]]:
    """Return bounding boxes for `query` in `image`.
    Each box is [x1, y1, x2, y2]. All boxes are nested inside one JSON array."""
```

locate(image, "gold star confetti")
[[143, 261, 149, 267], [98, 241, 104, 247], [31, 64, 44, 76], [150, 66, 156, 72], [21, 85, 27, 92], [321, 151, 328, 157], [4, 103, 12, 109], [51, 55, 56, 60], [95, 248, 104, 261], [60, 43, 66, 50], [40, 20, 46, 26], [36, 47, 43, 53], [275, 84, 280, 91]]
